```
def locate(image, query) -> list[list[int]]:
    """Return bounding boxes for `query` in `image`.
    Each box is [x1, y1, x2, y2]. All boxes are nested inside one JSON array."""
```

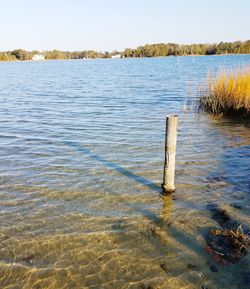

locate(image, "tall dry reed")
[[198, 67, 250, 117]]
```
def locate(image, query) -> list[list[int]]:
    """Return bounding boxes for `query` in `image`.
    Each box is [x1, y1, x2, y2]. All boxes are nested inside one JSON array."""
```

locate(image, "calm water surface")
[[0, 55, 250, 289]]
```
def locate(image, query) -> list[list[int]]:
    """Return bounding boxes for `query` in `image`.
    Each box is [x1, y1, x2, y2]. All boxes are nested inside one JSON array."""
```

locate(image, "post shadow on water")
[[64, 138, 189, 227], [63, 141, 249, 287], [63, 140, 180, 228], [64, 140, 161, 193], [63, 142, 207, 255]]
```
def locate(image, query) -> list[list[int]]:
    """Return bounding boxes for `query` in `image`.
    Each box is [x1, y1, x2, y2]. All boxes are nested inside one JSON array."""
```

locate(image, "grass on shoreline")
[[198, 67, 250, 117]]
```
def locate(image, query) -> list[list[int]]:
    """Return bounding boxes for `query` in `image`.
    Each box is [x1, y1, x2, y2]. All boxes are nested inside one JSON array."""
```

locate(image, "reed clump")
[[207, 224, 250, 263], [198, 67, 250, 117]]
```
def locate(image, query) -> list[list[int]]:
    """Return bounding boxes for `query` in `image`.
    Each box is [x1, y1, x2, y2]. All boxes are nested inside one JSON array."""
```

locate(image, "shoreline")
[[0, 53, 249, 63]]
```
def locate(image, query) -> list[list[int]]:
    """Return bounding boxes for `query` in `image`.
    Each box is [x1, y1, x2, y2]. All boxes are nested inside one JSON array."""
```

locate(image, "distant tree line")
[[0, 40, 250, 61], [123, 40, 250, 57], [0, 49, 113, 61]]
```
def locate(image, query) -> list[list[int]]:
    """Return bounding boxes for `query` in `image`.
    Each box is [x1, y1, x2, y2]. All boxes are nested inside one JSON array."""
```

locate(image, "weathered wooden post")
[[162, 115, 178, 194]]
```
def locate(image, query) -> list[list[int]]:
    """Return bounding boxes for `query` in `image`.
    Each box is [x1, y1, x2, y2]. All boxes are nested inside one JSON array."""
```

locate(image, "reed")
[[198, 67, 250, 117]]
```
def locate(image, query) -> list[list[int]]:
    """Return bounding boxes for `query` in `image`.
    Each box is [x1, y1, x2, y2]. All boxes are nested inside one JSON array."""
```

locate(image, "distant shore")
[[0, 40, 249, 61], [0, 53, 250, 63]]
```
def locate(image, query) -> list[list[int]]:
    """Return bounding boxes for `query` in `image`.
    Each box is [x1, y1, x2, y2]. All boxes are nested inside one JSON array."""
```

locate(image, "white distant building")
[[32, 54, 45, 61], [111, 54, 121, 59]]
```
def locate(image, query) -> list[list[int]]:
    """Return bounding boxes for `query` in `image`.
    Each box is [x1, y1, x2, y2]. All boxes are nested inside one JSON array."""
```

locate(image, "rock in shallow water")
[[187, 263, 197, 270], [209, 265, 218, 272], [159, 263, 168, 273]]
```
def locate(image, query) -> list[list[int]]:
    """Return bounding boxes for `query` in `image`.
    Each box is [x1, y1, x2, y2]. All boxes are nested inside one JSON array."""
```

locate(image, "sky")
[[0, 0, 249, 52]]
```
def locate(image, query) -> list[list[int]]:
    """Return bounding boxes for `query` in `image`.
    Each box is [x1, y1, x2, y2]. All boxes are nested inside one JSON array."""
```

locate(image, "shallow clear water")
[[0, 55, 250, 289]]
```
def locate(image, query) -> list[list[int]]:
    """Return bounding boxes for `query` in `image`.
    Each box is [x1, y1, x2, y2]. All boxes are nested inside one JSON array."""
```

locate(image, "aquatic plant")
[[210, 224, 250, 256], [198, 67, 250, 117]]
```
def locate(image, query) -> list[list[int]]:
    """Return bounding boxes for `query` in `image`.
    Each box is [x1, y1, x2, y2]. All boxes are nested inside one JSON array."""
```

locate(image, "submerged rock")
[[230, 203, 243, 210], [211, 208, 233, 228], [18, 255, 36, 266], [159, 263, 168, 274], [207, 182, 227, 189], [139, 284, 154, 289], [187, 263, 197, 270], [205, 176, 227, 189], [209, 265, 218, 272]]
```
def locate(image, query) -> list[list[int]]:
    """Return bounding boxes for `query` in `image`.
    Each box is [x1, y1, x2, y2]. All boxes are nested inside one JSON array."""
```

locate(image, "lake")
[[0, 55, 250, 289]]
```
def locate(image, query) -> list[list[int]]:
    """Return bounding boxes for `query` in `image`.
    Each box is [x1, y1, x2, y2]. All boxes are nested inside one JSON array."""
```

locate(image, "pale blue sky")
[[0, 0, 249, 51]]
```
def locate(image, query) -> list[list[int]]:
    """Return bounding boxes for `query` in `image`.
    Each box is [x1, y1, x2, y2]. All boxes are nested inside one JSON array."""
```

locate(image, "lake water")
[[0, 55, 250, 289]]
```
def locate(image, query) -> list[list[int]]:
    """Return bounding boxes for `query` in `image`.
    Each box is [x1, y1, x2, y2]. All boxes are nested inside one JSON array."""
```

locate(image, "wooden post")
[[162, 115, 178, 194]]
